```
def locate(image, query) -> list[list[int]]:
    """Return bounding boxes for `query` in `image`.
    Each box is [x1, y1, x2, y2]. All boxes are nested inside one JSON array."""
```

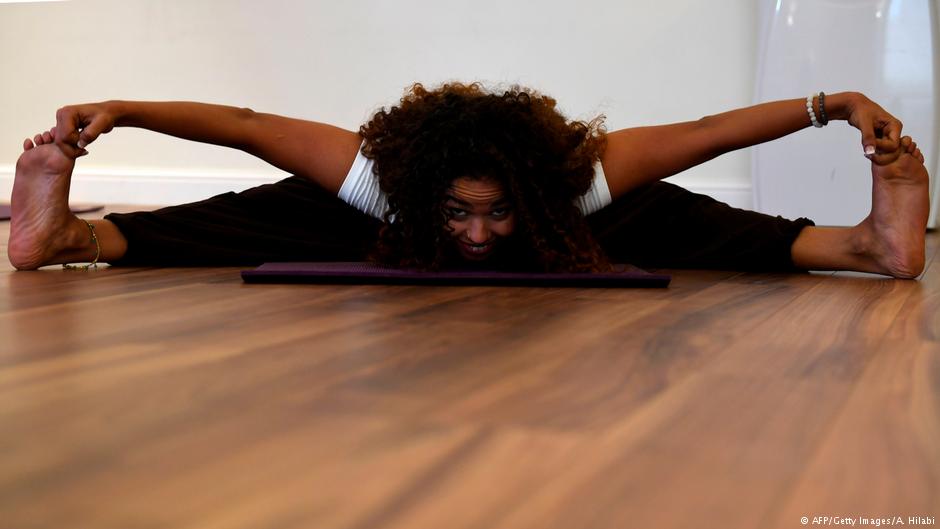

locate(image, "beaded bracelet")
[[806, 93, 824, 128], [818, 91, 828, 125], [62, 219, 100, 270]]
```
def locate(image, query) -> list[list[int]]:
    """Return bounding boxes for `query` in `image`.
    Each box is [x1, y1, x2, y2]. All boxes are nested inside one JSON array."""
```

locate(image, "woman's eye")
[[448, 207, 467, 217], [491, 209, 510, 217]]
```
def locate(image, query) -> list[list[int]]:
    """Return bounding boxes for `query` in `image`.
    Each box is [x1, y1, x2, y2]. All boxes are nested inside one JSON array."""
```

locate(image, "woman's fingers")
[[77, 115, 112, 148], [874, 137, 898, 154], [858, 117, 879, 155], [55, 106, 82, 146], [869, 150, 901, 166], [880, 116, 903, 148], [54, 106, 87, 157], [54, 104, 112, 157], [867, 120, 901, 155], [852, 94, 903, 156]]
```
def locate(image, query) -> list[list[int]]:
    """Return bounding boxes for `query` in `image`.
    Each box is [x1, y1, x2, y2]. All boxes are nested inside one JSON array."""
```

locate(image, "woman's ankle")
[[791, 224, 881, 273], [48, 216, 103, 267]]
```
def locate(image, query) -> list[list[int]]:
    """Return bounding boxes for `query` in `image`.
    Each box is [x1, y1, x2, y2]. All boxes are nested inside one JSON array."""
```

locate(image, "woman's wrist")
[[107, 100, 133, 127], [822, 92, 857, 121]]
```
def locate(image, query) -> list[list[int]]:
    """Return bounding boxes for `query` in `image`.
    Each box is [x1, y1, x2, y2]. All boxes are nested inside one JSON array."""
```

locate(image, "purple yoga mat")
[[0, 204, 104, 220], [242, 262, 671, 288]]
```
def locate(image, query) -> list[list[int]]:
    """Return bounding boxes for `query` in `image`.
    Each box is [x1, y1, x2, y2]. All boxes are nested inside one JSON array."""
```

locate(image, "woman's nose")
[[466, 218, 490, 243]]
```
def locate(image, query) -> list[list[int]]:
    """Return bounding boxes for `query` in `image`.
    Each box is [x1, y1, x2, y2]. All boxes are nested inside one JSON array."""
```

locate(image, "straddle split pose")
[[8, 83, 930, 277]]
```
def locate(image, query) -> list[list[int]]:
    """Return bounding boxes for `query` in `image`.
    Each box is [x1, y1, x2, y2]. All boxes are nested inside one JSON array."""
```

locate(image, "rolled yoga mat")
[[241, 262, 671, 288], [0, 204, 104, 220]]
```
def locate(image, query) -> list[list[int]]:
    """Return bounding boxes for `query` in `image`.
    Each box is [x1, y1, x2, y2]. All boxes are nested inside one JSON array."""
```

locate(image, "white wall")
[[0, 0, 757, 207]]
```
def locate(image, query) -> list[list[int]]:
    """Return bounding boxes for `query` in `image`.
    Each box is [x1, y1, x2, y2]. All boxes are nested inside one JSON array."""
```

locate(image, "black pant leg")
[[105, 177, 813, 270], [586, 181, 815, 271], [105, 176, 382, 266]]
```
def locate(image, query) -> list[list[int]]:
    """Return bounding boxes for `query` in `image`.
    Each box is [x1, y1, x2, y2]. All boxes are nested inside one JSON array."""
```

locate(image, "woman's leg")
[[587, 144, 929, 277], [586, 181, 815, 272], [9, 140, 381, 270], [104, 176, 382, 266]]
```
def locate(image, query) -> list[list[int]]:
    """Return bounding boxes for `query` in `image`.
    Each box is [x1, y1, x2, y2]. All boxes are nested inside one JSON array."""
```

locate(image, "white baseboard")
[[0, 165, 753, 210], [0, 165, 283, 206]]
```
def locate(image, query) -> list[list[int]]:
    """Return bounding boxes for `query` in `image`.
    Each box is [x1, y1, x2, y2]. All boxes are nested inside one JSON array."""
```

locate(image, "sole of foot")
[[8, 143, 86, 270], [863, 151, 930, 279]]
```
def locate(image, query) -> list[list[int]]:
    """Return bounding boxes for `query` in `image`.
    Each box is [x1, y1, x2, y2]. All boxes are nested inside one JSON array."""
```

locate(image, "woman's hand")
[[54, 102, 118, 157], [840, 92, 903, 165]]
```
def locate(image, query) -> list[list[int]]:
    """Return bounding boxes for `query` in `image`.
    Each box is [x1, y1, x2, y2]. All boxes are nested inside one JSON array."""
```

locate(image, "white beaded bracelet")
[[806, 93, 824, 128]]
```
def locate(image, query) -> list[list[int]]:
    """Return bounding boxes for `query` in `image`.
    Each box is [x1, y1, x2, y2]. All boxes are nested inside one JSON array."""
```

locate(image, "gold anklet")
[[63, 219, 100, 270]]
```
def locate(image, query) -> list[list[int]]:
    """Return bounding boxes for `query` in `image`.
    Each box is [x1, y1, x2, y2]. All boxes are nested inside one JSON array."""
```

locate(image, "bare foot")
[[855, 137, 929, 278], [8, 131, 91, 270]]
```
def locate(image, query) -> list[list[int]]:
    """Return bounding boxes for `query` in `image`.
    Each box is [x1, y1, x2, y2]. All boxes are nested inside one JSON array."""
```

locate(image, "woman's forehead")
[[447, 177, 508, 204]]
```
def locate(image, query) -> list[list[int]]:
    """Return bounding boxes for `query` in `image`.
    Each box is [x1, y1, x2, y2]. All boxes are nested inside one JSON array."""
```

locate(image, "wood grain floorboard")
[[768, 238, 940, 526], [0, 214, 937, 529]]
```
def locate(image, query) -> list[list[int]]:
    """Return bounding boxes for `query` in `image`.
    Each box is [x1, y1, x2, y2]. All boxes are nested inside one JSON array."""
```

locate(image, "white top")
[[338, 142, 612, 220]]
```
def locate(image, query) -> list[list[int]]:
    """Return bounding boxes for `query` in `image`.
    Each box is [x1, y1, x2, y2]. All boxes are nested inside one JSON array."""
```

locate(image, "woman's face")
[[444, 177, 516, 261]]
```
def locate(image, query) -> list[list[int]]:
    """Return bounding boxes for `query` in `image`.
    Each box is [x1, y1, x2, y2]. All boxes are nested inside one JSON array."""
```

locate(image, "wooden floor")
[[1, 209, 939, 529]]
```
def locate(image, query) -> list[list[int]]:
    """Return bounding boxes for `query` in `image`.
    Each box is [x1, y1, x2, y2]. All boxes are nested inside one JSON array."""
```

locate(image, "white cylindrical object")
[[753, 0, 938, 227]]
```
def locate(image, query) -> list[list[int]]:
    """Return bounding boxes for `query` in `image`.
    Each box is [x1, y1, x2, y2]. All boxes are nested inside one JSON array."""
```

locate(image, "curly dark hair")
[[359, 82, 611, 272]]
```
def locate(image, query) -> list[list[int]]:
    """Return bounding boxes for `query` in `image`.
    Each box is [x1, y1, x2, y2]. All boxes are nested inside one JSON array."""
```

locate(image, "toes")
[[899, 136, 921, 156], [23, 138, 34, 151], [33, 133, 44, 146], [915, 148, 924, 164], [41, 130, 53, 144]]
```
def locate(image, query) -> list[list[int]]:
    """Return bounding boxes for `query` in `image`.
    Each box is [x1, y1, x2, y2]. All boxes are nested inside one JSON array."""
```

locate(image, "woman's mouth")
[[459, 240, 495, 258]]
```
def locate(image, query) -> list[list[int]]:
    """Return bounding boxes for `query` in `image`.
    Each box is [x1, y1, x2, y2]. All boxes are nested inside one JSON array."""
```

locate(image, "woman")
[[8, 82, 930, 277]]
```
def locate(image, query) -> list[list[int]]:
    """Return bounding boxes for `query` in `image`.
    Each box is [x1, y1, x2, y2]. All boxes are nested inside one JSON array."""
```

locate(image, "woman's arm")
[[600, 92, 903, 199], [54, 101, 360, 194]]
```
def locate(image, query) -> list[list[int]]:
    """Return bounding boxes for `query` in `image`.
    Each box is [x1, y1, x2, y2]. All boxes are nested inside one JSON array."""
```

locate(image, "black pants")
[[105, 176, 814, 271]]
